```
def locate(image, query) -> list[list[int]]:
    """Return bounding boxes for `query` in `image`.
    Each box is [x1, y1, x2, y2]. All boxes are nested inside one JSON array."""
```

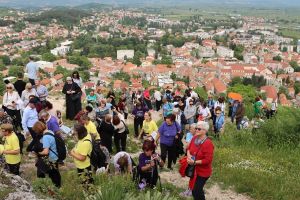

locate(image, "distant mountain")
[[0, 0, 299, 8]]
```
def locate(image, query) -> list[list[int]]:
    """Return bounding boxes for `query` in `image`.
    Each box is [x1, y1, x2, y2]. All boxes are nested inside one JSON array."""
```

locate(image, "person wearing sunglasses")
[[214, 106, 224, 138], [187, 121, 214, 200], [21, 83, 38, 107], [2, 83, 22, 129]]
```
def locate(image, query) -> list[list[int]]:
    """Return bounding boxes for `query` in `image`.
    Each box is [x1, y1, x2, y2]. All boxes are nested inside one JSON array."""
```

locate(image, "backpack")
[[84, 139, 106, 169], [44, 132, 67, 162], [166, 93, 172, 101]]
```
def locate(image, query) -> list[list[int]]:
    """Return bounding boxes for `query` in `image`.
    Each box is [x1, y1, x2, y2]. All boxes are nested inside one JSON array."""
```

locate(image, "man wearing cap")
[[22, 98, 39, 152]]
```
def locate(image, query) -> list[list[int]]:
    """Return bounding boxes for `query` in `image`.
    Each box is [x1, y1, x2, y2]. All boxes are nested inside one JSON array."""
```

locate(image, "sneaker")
[[187, 189, 193, 197], [180, 189, 191, 197]]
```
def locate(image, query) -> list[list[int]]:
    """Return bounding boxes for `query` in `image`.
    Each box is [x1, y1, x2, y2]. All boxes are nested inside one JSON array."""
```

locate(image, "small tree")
[[8, 65, 24, 77], [273, 55, 282, 62]]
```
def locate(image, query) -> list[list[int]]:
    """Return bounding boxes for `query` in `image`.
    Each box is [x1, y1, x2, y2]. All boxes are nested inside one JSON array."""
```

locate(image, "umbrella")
[[228, 92, 243, 101]]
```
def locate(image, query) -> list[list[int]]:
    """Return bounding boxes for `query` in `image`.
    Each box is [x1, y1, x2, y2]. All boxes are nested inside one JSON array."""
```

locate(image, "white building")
[[117, 50, 134, 60], [281, 44, 294, 52], [50, 40, 73, 56], [157, 75, 173, 87], [217, 46, 234, 58], [51, 46, 70, 56], [297, 40, 300, 53], [36, 61, 54, 69], [199, 46, 215, 58]]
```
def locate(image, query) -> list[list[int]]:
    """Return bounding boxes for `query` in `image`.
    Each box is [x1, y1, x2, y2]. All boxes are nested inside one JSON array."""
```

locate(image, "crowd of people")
[[0, 58, 278, 200]]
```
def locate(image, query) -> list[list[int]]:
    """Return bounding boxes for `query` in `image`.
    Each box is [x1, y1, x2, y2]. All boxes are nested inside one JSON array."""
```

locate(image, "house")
[[202, 39, 217, 48], [296, 93, 300, 101], [54, 59, 79, 71], [282, 63, 294, 74], [117, 50, 134, 60], [41, 78, 51, 88], [199, 46, 215, 58], [36, 61, 54, 69], [114, 80, 122, 89], [50, 73, 64, 86], [83, 82, 95, 90], [51, 46, 70, 56], [217, 46, 234, 58], [260, 85, 278, 103], [212, 78, 227, 94], [288, 87, 295, 98], [279, 93, 291, 107]]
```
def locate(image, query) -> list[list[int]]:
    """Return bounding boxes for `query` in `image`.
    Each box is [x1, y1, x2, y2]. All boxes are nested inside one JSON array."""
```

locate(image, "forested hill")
[[25, 8, 90, 27]]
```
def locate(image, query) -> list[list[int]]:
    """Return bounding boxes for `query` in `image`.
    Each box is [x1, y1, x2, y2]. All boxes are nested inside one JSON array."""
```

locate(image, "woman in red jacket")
[[187, 121, 214, 200]]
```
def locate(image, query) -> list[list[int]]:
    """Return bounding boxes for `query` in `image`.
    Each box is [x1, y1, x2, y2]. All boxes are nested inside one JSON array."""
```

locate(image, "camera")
[[152, 153, 160, 160], [145, 159, 152, 164]]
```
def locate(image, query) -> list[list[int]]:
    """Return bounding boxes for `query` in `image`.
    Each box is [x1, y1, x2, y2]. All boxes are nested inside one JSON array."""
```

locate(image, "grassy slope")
[[212, 123, 300, 200]]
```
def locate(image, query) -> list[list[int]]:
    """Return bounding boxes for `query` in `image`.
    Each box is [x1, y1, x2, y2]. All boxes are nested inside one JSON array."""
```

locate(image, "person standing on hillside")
[[235, 100, 245, 130], [154, 89, 162, 111], [25, 56, 39, 86], [22, 98, 39, 153], [132, 101, 148, 137], [187, 121, 214, 200], [143, 87, 152, 110], [35, 79, 48, 104], [14, 72, 27, 97], [62, 77, 82, 120], [254, 97, 263, 119], [1, 123, 21, 175]]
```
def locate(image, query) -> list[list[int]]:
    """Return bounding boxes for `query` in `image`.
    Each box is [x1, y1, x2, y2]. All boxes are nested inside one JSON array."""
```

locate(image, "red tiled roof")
[[260, 86, 277, 101], [53, 73, 63, 80], [212, 78, 227, 94], [41, 78, 51, 86]]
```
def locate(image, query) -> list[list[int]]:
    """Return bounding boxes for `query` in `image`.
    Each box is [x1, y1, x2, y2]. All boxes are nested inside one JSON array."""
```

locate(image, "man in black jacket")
[[14, 73, 26, 97]]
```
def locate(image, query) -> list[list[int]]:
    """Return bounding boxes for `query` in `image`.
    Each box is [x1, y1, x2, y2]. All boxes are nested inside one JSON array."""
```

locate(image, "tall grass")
[[212, 108, 300, 200]]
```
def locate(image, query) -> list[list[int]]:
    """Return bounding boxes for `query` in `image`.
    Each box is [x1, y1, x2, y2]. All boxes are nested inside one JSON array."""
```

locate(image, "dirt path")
[[159, 171, 253, 200]]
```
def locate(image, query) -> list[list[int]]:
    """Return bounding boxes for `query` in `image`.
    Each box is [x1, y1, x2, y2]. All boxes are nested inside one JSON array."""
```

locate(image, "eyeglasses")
[[195, 128, 202, 131], [6, 87, 12, 89], [216, 112, 221, 115]]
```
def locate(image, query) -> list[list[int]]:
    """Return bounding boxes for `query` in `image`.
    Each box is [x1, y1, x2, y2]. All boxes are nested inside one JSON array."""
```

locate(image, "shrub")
[[255, 107, 300, 148]]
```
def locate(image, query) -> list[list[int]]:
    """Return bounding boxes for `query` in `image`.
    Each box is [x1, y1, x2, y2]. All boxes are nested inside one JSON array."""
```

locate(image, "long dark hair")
[[72, 71, 80, 79]]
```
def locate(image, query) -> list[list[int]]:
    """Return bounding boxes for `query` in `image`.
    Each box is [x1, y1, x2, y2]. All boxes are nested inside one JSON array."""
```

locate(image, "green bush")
[[255, 107, 300, 148]]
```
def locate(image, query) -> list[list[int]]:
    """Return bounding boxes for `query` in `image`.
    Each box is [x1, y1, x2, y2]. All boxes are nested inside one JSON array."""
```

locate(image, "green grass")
[[0, 188, 14, 199], [32, 170, 183, 200], [211, 123, 300, 200], [279, 29, 300, 40]]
